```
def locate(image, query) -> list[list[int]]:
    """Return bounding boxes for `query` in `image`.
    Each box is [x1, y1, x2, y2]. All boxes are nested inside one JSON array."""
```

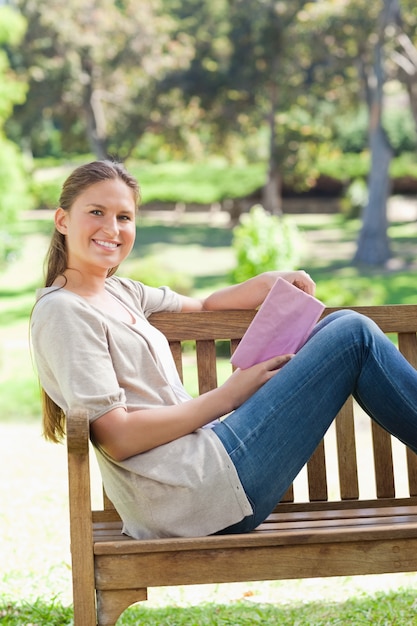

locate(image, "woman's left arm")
[[178, 270, 316, 312]]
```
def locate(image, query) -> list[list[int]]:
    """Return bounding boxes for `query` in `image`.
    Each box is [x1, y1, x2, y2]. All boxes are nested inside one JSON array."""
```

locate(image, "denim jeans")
[[213, 310, 417, 533]]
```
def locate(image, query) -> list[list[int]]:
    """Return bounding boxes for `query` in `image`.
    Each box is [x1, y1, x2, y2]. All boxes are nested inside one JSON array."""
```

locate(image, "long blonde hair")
[[39, 160, 141, 443]]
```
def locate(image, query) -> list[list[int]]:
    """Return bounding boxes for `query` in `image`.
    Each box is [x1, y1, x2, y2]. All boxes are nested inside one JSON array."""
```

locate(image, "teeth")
[[95, 240, 118, 249]]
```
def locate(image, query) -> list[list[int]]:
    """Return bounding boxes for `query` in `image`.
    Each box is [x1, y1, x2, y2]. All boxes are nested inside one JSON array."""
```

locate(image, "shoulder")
[[106, 276, 182, 316], [31, 287, 98, 332]]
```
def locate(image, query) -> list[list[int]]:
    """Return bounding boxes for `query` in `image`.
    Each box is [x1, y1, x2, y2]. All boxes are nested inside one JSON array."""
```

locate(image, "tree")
[[354, 0, 398, 266], [159, 0, 331, 213], [0, 5, 30, 265], [9, 0, 188, 159]]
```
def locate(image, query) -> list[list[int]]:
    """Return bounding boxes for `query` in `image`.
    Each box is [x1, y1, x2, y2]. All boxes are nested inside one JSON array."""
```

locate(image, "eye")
[[118, 214, 133, 221], [91, 209, 103, 216]]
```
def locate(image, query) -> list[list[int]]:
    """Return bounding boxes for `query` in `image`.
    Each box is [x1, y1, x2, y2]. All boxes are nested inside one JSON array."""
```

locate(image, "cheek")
[[124, 225, 136, 247]]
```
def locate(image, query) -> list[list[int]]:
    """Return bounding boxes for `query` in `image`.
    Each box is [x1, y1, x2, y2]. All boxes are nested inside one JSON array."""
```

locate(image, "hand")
[[263, 270, 316, 296], [220, 353, 293, 411]]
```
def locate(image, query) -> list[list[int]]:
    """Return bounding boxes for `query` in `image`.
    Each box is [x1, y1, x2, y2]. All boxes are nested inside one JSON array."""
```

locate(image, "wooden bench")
[[66, 304, 417, 626]]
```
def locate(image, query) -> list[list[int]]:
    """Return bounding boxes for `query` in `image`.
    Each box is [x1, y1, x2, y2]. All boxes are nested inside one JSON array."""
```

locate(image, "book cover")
[[230, 277, 325, 369]]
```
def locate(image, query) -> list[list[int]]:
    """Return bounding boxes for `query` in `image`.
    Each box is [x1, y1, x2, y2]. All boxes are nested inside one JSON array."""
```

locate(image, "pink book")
[[230, 277, 325, 369]]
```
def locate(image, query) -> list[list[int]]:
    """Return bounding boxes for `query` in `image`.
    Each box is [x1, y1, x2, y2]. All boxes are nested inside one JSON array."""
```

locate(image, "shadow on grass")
[[1, 590, 417, 625]]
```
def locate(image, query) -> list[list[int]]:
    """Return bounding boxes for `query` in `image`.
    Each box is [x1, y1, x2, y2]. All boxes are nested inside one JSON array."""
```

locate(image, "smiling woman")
[[30, 159, 417, 543]]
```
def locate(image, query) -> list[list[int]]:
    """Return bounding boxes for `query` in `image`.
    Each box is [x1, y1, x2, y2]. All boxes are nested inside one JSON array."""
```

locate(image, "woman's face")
[[55, 178, 137, 276]]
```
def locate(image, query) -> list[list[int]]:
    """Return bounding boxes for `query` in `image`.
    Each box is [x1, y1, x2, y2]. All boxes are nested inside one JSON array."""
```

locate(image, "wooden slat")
[[169, 340, 183, 381], [196, 339, 218, 393], [323, 304, 417, 333], [94, 536, 417, 587], [307, 439, 328, 501], [397, 332, 417, 495], [103, 488, 116, 511], [398, 332, 417, 367], [406, 447, 417, 497], [66, 410, 97, 626], [372, 421, 395, 498], [149, 305, 417, 341], [280, 484, 294, 503], [335, 398, 359, 500], [150, 309, 257, 341]]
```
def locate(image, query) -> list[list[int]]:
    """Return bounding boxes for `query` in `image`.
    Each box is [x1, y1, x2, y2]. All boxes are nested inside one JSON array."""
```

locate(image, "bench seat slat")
[[93, 504, 417, 552]]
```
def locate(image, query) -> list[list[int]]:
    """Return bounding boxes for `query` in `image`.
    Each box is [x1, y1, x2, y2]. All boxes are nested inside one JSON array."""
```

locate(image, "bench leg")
[[96, 588, 148, 626]]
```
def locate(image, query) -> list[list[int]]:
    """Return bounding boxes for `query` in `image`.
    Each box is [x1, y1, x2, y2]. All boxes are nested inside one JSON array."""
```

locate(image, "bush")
[[340, 178, 368, 219], [230, 205, 302, 283], [0, 136, 32, 266], [123, 257, 193, 295], [332, 107, 417, 155]]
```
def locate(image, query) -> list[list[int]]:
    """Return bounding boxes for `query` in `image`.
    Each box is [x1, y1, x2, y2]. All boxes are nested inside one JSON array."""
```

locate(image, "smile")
[[94, 240, 120, 249]]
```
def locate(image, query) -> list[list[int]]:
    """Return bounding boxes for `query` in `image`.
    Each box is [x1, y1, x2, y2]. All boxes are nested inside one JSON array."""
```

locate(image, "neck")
[[56, 267, 110, 297]]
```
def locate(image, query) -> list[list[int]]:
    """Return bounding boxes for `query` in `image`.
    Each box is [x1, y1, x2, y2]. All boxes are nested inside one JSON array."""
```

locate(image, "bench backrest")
[[96, 304, 417, 519]]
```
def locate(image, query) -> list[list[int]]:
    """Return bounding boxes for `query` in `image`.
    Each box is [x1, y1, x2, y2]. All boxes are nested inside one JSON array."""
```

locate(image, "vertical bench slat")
[[230, 338, 240, 364], [196, 339, 218, 393], [335, 398, 359, 500], [372, 421, 395, 498], [169, 340, 184, 382], [307, 440, 328, 501], [280, 484, 295, 503], [398, 332, 417, 367], [398, 332, 417, 495]]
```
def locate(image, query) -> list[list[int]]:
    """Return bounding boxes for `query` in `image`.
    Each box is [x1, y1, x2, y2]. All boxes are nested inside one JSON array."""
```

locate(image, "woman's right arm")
[[91, 353, 293, 461]]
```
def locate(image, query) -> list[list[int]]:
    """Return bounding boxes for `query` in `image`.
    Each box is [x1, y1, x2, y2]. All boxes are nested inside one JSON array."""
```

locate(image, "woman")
[[31, 160, 417, 539]]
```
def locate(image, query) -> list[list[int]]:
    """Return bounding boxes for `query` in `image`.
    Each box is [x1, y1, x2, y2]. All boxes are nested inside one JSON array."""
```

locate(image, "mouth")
[[93, 239, 120, 250]]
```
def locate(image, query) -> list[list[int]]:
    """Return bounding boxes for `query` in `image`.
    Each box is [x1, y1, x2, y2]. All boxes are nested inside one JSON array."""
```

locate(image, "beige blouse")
[[31, 277, 252, 538]]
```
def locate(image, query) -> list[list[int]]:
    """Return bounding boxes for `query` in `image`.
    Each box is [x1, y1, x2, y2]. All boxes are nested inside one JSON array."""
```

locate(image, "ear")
[[55, 207, 68, 234]]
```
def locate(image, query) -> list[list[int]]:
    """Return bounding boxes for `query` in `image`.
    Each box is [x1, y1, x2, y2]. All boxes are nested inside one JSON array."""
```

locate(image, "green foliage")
[[340, 178, 368, 219], [123, 258, 193, 295], [0, 138, 32, 265], [0, 6, 30, 266], [231, 205, 301, 283], [31, 177, 66, 210], [0, 7, 27, 123], [0, 597, 73, 625], [2, 590, 417, 625], [332, 107, 417, 155], [317, 151, 371, 182], [274, 106, 332, 191], [129, 160, 266, 204]]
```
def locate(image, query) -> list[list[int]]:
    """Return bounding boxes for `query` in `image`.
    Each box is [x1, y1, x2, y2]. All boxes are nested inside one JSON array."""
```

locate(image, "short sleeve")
[[31, 291, 126, 421], [106, 277, 182, 318]]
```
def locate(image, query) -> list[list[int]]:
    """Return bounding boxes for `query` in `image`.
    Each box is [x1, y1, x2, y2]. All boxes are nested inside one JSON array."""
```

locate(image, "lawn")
[[2, 201, 417, 624]]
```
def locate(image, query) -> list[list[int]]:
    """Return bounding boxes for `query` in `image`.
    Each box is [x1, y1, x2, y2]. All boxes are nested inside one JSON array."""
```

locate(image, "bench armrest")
[[66, 409, 96, 624]]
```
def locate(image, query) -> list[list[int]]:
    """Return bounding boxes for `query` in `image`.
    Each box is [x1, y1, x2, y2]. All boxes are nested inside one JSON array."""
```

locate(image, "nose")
[[102, 214, 119, 237]]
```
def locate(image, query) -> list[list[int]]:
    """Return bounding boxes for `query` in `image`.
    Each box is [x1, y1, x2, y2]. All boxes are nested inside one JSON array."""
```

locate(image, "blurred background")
[[2, 0, 417, 622]]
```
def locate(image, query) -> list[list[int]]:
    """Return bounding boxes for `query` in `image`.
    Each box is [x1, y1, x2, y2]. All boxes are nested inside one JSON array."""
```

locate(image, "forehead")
[[75, 178, 137, 210]]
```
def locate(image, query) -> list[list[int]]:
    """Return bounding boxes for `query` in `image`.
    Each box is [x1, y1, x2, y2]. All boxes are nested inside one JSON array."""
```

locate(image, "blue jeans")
[[213, 310, 417, 533]]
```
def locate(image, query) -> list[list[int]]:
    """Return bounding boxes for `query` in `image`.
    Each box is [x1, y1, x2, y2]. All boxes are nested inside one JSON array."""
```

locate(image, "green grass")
[[1, 589, 417, 625]]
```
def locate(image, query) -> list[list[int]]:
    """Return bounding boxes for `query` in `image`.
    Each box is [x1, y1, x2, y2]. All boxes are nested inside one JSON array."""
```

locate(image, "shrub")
[[123, 257, 193, 295], [340, 178, 368, 219], [0, 136, 32, 266], [231, 205, 302, 283]]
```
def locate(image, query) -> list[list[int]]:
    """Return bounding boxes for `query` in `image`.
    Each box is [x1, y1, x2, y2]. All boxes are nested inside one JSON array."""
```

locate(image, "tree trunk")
[[354, 127, 392, 265], [353, 0, 394, 267], [82, 55, 109, 160], [262, 167, 282, 215], [262, 80, 282, 215]]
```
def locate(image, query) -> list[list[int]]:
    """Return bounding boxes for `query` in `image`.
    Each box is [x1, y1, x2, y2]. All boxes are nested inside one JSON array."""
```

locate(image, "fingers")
[[292, 271, 316, 296], [261, 353, 294, 372]]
